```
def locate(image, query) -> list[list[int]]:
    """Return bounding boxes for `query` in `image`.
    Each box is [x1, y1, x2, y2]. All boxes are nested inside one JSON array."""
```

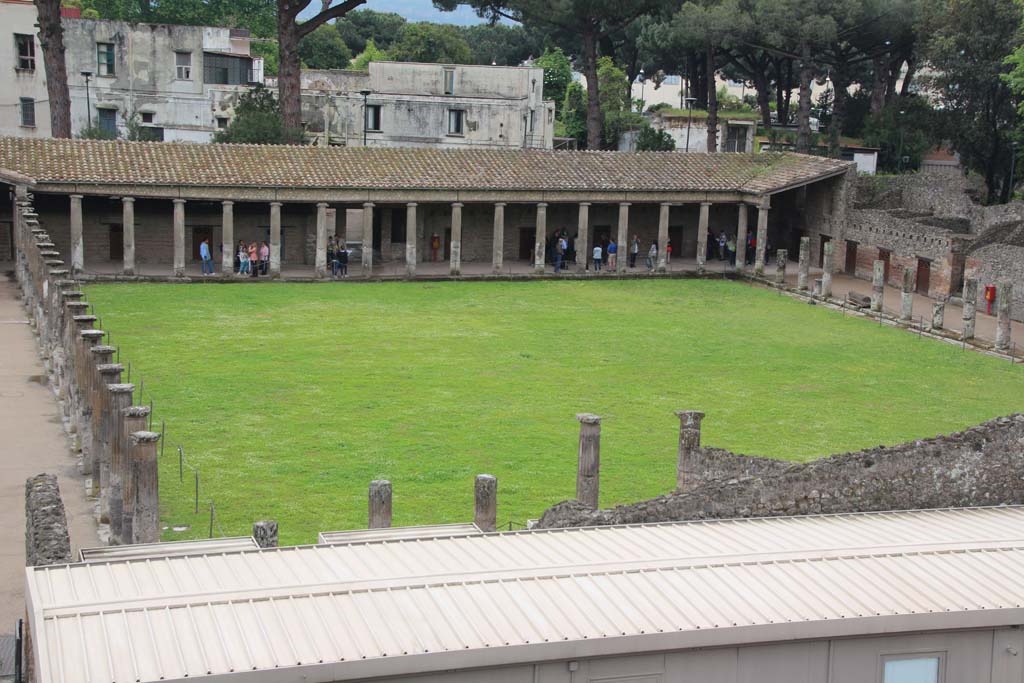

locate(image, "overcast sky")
[[301, 0, 489, 24]]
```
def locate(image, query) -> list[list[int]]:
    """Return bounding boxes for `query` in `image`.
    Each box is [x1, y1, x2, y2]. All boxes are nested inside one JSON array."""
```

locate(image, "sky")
[[300, 0, 489, 24]]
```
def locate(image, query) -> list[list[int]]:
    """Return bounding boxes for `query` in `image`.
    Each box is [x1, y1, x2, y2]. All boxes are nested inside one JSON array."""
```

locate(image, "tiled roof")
[[0, 137, 851, 195]]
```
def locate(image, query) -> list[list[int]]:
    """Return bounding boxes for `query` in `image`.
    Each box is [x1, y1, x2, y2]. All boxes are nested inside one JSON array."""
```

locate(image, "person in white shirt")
[[646, 241, 658, 270], [592, 245, 603, 272]]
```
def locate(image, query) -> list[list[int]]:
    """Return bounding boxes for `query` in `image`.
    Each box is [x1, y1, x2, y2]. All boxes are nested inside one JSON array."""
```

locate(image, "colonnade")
[[64, 195, 773, 278]]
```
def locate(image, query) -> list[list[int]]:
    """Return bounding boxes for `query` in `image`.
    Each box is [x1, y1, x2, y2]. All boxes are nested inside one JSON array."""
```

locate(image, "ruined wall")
[[966, 244, 1024, 322], [25, 474, 72, 566], [537, 415, 1024, 529]]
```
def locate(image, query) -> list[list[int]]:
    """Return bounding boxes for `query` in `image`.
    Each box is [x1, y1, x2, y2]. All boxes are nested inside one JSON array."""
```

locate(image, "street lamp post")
[[684, 97, 697, 153], [637, 68, 646, 113], [897, 109, 906, 172], [360, 89, 372, 147], [81, 70, 93, 128], [1010, 141, 1021, 201]]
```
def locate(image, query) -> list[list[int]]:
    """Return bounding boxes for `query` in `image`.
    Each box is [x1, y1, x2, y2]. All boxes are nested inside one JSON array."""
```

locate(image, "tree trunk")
[[870, 54, 887, 114], [828, 73, 849, 158], [695, 52, 708, 110], [277, 3, 303, 131], [883, 56, 900, 107], [581, 27, 603, 150], [705, 41, 718, 153], [796, 42, 813, 153], [900, 55, 917, 97], [753, 69, 771, 128], [35, 0, 72, 138]]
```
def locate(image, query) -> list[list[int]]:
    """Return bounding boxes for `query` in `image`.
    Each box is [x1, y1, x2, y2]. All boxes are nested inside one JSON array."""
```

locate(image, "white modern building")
[[0, 0, 260, 141]]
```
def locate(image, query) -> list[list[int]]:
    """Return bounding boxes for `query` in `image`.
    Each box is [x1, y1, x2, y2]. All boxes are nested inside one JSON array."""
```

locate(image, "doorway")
[[109, 224, 123, 261], [916, 258, 931, 296], [844, 240, 858, 275], [518, 227, 533, 260], [192, 227, 213, 261], [878, 248, 892, 283]]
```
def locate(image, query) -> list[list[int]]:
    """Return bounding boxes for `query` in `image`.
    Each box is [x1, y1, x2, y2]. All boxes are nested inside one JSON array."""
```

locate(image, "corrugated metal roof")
[[26, 507, 1024, 683], [318, 523, 482, 545], [79, 537, 259, 562]]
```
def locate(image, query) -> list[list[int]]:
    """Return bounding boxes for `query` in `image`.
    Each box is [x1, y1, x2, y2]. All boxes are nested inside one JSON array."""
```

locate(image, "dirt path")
[[0, 270, 96, 630]]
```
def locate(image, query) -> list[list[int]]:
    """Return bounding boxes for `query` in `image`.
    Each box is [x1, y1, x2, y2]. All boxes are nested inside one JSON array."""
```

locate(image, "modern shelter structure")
[[23, 505, 1024, 683], [0, 137, 855, 277]]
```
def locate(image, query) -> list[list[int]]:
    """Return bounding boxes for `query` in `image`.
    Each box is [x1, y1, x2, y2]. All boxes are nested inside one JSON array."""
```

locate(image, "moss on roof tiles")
[[0, 137, 851, 194]]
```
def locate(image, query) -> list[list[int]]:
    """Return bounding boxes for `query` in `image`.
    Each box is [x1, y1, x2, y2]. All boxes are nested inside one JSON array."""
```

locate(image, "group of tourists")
[[327, 236, 350, 277], [232, 240, 270, 276], [713, 231, 763, 267], [548, 232, 672, 273]]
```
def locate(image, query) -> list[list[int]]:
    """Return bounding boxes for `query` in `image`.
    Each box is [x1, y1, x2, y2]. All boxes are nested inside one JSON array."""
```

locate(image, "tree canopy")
[[298, 23, 352, 69], [214, 84, 303, 144], [389, 22, 473, 64]]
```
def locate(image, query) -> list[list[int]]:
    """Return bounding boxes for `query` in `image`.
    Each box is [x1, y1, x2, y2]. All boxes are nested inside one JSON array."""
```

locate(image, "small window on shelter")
[[447, 109, 464, 136], [443, 68, 455, 95], [882, 654, 943, 683]]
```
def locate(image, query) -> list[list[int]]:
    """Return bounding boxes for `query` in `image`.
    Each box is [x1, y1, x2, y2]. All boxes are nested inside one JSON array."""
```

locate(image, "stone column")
[[105, 383, 134, 535], [996, 280, 1013, 351], [129, 431, 161, 544], [70, 194, 84, 275], [326, 207, 337, 242], [315, 202, 328, 279], [474, 474, 497, 532], [575, 413, 601, 509], [616, 203, 630, 274], [900, 267, 915, 321], [362, 202, 374, 271], [492, 202, 505, 273], [754, 199, 770, 276], [253, 520, 278, 548], [368, 480, 392, 529], [172, 199, 186, 278], [81, 342, 112, 476], [450, 202, 463, 276], [658, 202, 671, 273], [797, 237, 811, 291], [122, 197, 135, 276], [696, 202, 710, 273], [575, 202, 590, 272], [118, 405, 150, 544], [775, 249, 788, 285], [92, 363, 123, 504], [534, 202, 547, 274], [735, 204, 748, 272], [221, 201, 234, 276], [406, 203, 418, 277], [269, 201, 282, 278], [962, 278, 978, 340], [871, 260, 885, 312], [380, 208, 392, 262], [822, 241, 835, 299], [932, 301, 945, 330], [675, 410, 704, 492]]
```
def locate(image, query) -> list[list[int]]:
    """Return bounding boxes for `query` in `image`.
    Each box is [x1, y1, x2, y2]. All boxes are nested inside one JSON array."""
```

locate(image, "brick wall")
[[537, 414, 1024, 528]]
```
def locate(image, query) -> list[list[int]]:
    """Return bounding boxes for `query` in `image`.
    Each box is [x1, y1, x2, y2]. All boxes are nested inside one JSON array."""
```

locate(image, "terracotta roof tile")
[[0, 137, 852, 195]]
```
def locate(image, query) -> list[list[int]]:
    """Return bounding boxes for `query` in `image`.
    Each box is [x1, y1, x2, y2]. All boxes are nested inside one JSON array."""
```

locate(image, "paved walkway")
[[0, 271, 96, 630]]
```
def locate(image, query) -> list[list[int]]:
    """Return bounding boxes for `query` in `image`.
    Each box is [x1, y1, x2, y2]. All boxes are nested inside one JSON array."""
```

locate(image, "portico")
[[0, 138, 855, 280]]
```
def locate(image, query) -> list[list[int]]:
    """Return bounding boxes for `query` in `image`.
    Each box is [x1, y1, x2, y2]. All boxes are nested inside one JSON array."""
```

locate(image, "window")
[[138, 126, 164, 141], [365, 104, 381, 132], [19, 98, 35, 127], [216, 116, 229, 129], [443, 68, 455, 95], [141, 112, 154, 124], [175, 52, 192, 80], [203, 53, 253, 85], [98, 108, 117, 134], [97, 42, 115, 76], [447, 109, 464, 136], [14, 34, 35, 71], [882, 655, 943, 683], [529, 109, 536, 133]]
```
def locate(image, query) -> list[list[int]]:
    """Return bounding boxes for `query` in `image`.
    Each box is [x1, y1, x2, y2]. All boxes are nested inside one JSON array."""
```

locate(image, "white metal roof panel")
[[318, 522, 482, 545], [78, 537, 258, 562], [26, 506, 1024, 683]]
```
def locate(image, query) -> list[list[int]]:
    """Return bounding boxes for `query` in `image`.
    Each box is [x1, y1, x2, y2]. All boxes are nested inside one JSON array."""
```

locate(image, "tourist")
[[645, 241, 657, 270], [629, 235, 640, 268], [199, 238, 214, 275], [248, 242, 259, 278], [608, 239, 618, 270], [554, 233, 566, 273], [727, 237, 736, 266], [235, 239, 244, 272], [717, 232, 727, 260], [746, 233, 755, 265], [431, 233, 441, 262], [337, 242, 349, 277], [666, 239, 673, 266], [259, 241, 270, 275], [327, 237, 337, 278], [238, 243, 250, 275], [592, 244, 602, 271]]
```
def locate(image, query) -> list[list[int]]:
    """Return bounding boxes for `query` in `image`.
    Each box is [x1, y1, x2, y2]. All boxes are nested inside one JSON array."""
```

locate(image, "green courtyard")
[[85, 279, 1024, 545]]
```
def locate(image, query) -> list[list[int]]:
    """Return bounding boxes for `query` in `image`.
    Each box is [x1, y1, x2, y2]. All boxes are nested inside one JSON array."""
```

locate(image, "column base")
[[314, 267, 326, 279], [123, 268, 135, 277], [173, 268, 185, 278]]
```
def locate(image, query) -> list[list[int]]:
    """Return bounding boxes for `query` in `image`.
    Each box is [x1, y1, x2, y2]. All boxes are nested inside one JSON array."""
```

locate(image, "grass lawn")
[[85, 279, 1024, 545]]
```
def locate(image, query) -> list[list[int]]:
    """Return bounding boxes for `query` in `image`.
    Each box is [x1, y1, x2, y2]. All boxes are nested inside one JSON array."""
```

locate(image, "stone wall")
[[537, 415, 1024, 528], [24, 474, 72, 566], [966, 244, 1024, 322]]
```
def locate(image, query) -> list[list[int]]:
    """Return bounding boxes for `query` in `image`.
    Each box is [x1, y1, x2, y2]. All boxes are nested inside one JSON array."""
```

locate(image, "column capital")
[[70, 194, 83, 200], [494, 202, 506, 208], [451, 202, 464, 208], [363, 202, 375, 209], [406, 202, 418, 208], [221, 200, 234, 207], [576, 413, 601, 425], [316, 202, 329, 209], [619, 201, 632, 207], [700, 201, 712, 208], [536, 202, 548, 208], [121, 196, 135, 204], [758, 196, 771, 209], [578, 201, 591, 207], [269, 201, 282, 208], [172, 198, 186, 206]]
